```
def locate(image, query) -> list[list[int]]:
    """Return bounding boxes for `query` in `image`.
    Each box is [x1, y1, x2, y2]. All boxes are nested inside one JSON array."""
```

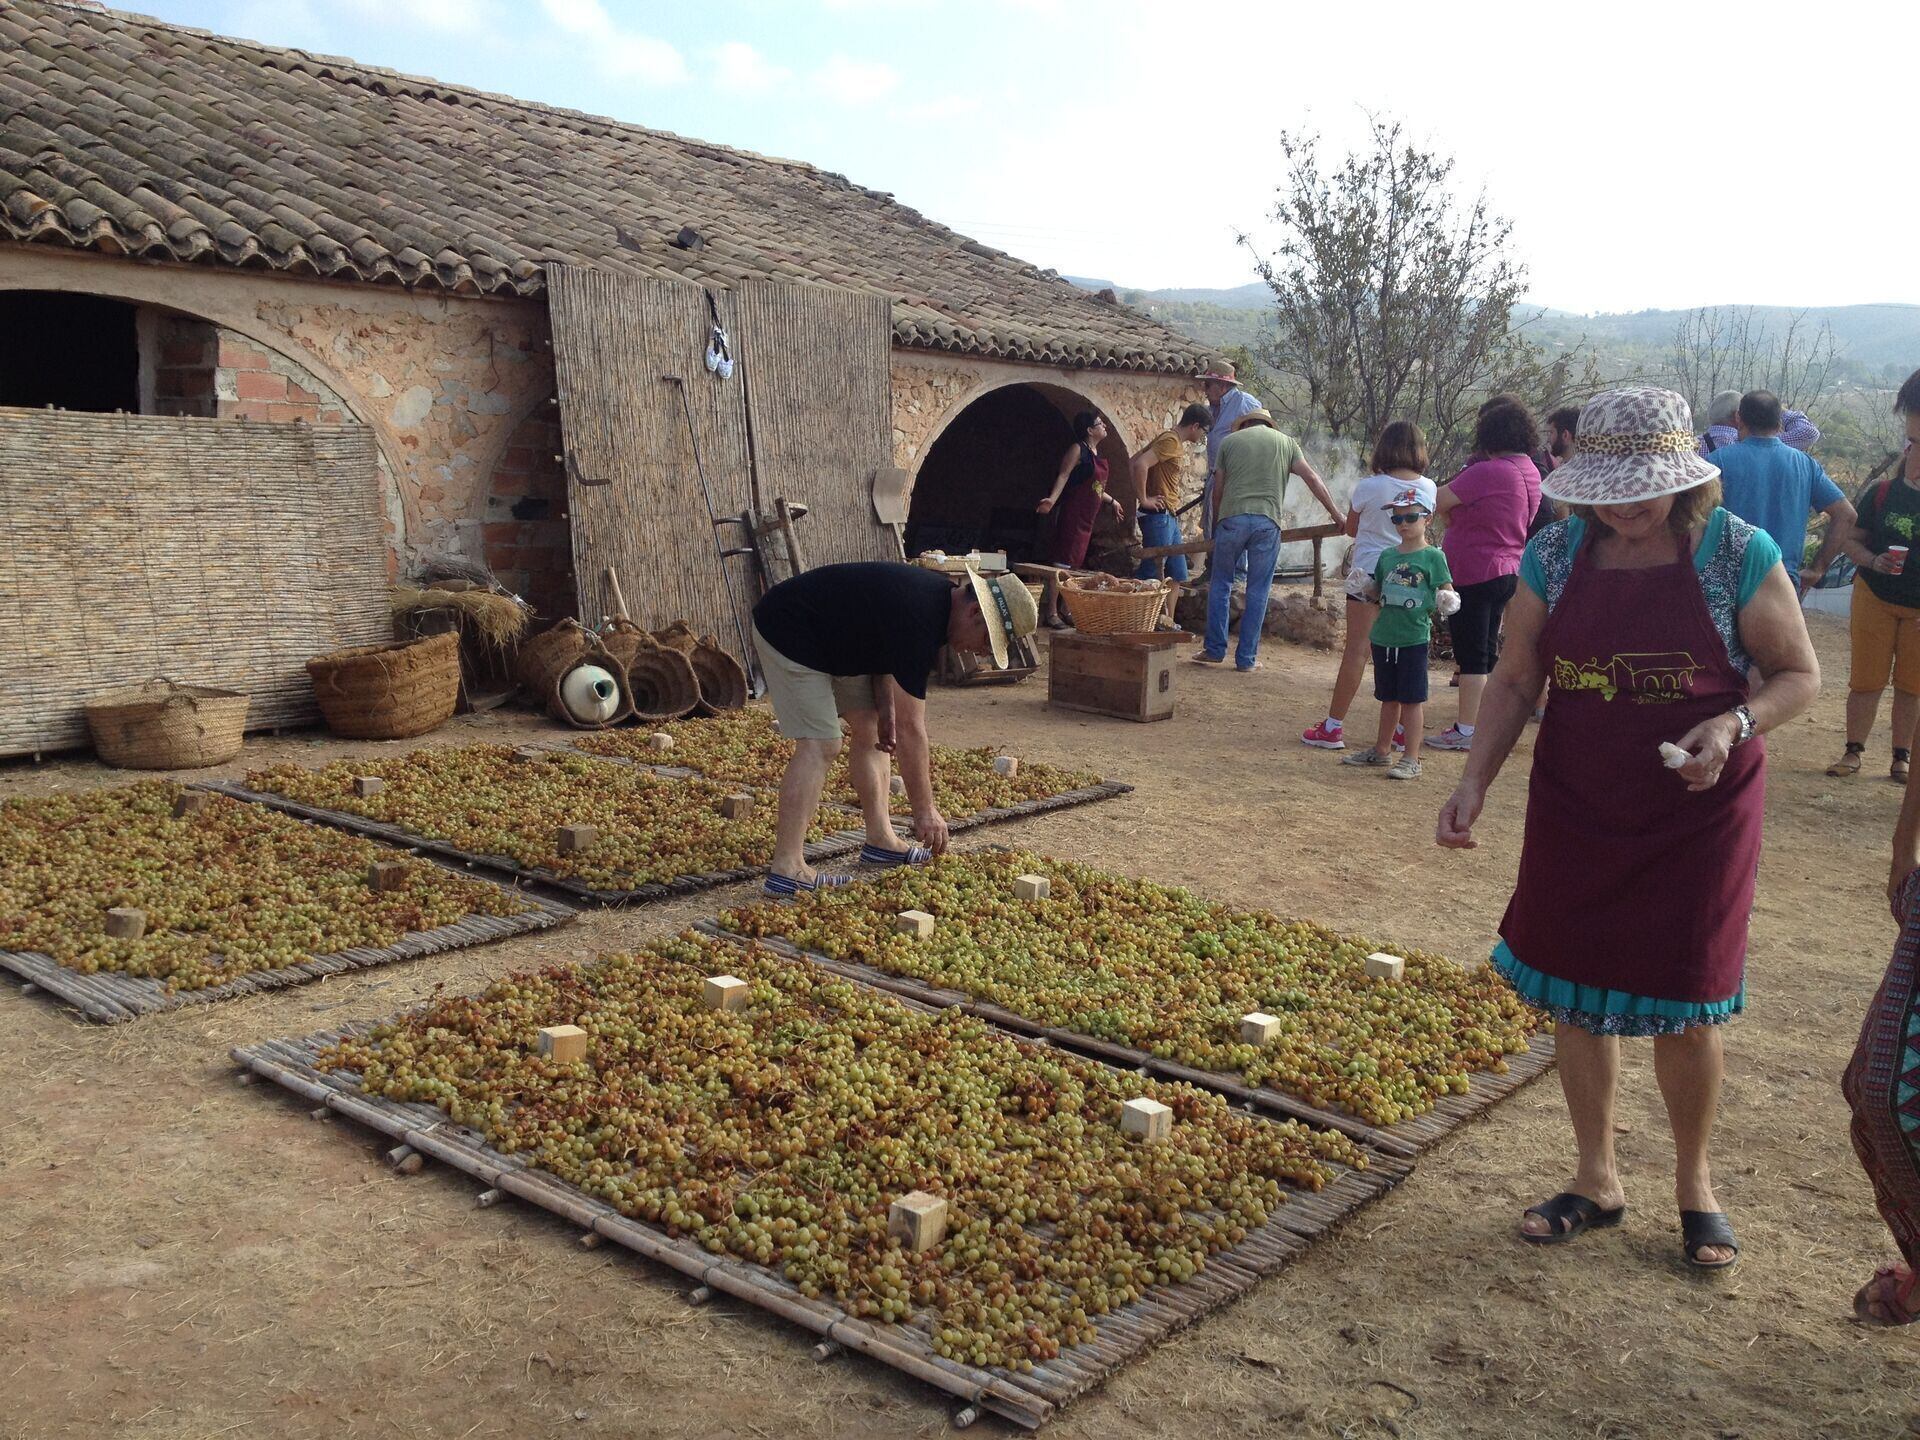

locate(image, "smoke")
[[1277, 432, 1366, 578]]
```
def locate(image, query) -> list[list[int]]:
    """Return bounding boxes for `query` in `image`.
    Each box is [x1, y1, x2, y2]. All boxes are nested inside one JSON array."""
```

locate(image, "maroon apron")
[[1048, 452, 1108, 567], [1498, 530, 1764, 1003]]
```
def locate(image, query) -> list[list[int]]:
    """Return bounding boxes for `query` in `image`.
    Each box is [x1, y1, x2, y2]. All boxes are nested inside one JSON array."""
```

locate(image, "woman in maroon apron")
[[1036, 413, 1122, 625], [1435, 386, 1820, 1270]]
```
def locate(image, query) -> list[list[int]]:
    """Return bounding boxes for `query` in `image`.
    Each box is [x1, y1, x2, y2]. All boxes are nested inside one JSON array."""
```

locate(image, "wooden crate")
[[1047, 631, 1182, 722]]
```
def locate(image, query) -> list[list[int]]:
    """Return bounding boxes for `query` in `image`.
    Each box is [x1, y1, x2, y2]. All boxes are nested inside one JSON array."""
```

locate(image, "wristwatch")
[[1729, 703, 1756, 746]]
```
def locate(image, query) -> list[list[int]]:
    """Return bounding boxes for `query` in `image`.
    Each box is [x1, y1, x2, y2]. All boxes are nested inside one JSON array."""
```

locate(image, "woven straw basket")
[[1059, 579, 1170, 635], [602, 621, 700, 722], [85, 679, 249, 770], [514, 619, 592, 697], [653, 620, 749, 715], [307, 632, 459, 740]]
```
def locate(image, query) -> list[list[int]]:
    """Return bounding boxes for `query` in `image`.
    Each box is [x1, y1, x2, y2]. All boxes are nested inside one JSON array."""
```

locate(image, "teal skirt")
[[1492, 942, 1744, 1037]]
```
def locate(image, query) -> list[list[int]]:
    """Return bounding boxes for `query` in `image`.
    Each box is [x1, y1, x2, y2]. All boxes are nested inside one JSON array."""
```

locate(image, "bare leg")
[[1400, 700, 1424, 763], [1458, 672, 1489, 729], [1327, 600, 1378, 723], [1895, 688, 1920, 750], [843, 709, 905, 851], [1848, 688, 1884, 746], [772, 736, 839, 880], [1520, 1023, 1627, 1236], [1654, 1024, 1732, 1263], [1370, 701, 1399, 760]]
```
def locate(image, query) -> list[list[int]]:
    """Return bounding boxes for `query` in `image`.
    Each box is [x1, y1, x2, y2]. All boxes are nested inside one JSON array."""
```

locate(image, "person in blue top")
[[1711, 390, 1852, 592]]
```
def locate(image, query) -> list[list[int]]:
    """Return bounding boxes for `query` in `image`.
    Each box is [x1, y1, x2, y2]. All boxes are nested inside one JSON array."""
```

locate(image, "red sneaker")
[[1301, 721, 1346, 750]]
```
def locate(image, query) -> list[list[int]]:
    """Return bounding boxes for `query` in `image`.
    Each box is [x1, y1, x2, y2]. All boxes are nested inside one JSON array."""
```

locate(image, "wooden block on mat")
[[1120, 1097, 1172, 1142], [895, 909, 935, 939], [171, 792, 210, 818], [992, 755, 1019, 777], [720, 793, 755, 820], [704, 975, 750, 1011], [1364, 952, 1406, 983], [1240, 1012, 1281, 1046], [557, 824, 599, 853], [647, 732, 674, 752], [104, 907, 146, 940], [510, 746, 545, 764], [352, 775, 386, 797], [888, 1191, 949, 1252], [1013, 874, 1051, 902], [537, 1024, 589, 1063], [367, 859, 409, 892]]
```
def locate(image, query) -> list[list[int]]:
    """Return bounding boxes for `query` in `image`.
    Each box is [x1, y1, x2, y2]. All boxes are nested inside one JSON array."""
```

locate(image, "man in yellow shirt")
[[1130, 403, 1211, 580]]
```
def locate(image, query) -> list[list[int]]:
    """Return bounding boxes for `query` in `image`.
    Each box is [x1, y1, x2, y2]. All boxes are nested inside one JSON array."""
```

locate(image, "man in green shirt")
[[1198, 409, 1338, 670]]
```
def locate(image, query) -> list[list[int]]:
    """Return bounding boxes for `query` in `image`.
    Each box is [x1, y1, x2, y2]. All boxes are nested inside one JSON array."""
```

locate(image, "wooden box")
[[1120, 1097, 1172, 1142], [888, 1191, 949, 1252], [537, 1024, 590, 1063], [1364, 952, 1406, 983], [1047, 631, 1181, 723]]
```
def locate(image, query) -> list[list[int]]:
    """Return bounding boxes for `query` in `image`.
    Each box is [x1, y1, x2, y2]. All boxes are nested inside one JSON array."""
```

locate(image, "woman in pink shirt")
[[1427, 400, 1543, 750]]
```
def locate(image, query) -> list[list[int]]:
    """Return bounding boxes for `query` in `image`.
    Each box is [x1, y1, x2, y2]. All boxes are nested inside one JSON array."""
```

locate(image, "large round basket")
[[602, 622, 700, 721], [306, 632, 459, 740], [652, 621, 750, 715], [1059, 579, 1170, 635], [85, 680, 249, 770]]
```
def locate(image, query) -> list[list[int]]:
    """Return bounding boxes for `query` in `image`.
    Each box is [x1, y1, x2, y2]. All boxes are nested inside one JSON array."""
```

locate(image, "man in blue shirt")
[[1199, 360, 1262, 577], [1713, 390, 1853, 591]]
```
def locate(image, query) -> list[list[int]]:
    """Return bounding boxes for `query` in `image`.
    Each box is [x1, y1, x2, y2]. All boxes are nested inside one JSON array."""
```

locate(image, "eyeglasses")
[[1389, 513, 1426, 525]]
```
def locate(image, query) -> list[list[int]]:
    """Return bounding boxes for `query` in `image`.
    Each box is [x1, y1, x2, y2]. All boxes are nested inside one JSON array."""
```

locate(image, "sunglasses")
[[1390, 513, 1426, 525]]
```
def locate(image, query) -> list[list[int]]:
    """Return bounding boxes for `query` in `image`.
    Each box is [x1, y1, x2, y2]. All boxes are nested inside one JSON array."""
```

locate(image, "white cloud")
[[712, 41, 792, 97], [809, 54, 899, 106], [538, 0, 687, 84]]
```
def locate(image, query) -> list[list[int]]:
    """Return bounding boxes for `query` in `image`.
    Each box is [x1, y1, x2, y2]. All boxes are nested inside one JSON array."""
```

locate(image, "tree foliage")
[[1664, 305, 1838, 416]]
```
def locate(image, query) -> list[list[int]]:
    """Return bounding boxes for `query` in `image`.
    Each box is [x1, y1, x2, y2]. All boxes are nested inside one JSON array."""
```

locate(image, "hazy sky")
[[149, 0, 1905, 313]]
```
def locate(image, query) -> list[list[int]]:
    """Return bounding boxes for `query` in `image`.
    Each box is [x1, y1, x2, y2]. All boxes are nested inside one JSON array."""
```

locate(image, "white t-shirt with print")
[[1349, 472, 1439, 581]]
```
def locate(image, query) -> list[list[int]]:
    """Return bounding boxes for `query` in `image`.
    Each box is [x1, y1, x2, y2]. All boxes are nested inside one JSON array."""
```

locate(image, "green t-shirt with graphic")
[[1863, 473, 1920, 608], [1371, 545, 1452, 648]]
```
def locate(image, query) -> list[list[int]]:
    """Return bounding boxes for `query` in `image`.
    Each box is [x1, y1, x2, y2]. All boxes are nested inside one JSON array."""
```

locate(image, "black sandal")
[[1680, 1210, 1740, 1269], [1520, 1192, 1627, 1246]]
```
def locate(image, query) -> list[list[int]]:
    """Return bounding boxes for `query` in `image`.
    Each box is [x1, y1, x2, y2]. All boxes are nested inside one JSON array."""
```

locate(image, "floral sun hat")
[[1541, 385, 1720, 506]]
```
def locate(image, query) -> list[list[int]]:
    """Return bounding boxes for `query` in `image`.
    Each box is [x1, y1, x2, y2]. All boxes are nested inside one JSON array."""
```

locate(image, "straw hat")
[[1541, 386, 1721, 507], [1233, 408, 1277, 431], [1196, 359, 1238, 385], [964, 567, 1039, 670]]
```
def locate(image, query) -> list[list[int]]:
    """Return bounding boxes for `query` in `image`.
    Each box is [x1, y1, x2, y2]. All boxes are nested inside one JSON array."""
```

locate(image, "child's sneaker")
[[1391, 724, 1407, 751], [1387, 757, 1422, 780], [1426, 725, 1473, 751], [1339, 749, 1392, 768], [1301, 721, 1346, 750]]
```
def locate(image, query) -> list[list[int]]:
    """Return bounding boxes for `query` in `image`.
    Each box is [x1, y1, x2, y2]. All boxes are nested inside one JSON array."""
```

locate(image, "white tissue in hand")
[[1659, 741, 1690, 769], [1436, 590, 1461, 617]]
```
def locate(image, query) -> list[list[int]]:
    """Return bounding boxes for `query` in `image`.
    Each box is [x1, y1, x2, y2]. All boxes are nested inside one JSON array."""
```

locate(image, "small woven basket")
[[653, 621, 750, 715], [85, 679, 249, 770], [1059, 579, 1170, 635], [306, 632, 459, 740], [603, 621, 700, 721]]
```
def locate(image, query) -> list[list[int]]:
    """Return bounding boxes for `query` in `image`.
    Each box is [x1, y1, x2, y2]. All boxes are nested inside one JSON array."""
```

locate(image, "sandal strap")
[[1525, 1192, 1604, 1235], [1680, 1209, 1740, 1259]]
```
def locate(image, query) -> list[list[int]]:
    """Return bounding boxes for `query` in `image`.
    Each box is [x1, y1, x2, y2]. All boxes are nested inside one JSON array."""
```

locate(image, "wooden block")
[[888, 1191, 949, 1252], [510, 745, 545, 764], [1364, 952, 1406, 983], [895, 909, 935, 939], [992, 755, 1019, 777], [889, 775, 907, 796], [1240, 1012, 1281, 1046], [367, 859, 409, 892], [556, 823, 599, 853], [704, 974, 750, 1011], [171, 791, 210, 818], [647, 732, 675, 752], [1120, 1097, 1172, 1142], [537, 1024, 589, 1063], [1013, 874, 1051, 902], [719, 793, 755, 820], [104, 907, 146, 940], [352, 775, 386, 797]]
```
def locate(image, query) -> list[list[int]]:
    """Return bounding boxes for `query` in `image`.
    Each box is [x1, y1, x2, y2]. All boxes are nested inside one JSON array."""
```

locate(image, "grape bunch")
[[318, 931, 1364, 1370], [249, 746, 831, 890], [577, 709, 1104, 817], [722, 851, 1543, 1127], [0, 782, 527, 990]]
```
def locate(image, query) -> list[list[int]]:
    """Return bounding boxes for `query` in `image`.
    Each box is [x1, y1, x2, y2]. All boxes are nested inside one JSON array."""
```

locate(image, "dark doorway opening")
[[0, 292, 140, 413]]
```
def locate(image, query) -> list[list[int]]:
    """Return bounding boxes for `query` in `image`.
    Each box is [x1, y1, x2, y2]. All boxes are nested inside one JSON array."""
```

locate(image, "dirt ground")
[[4, 609, 1919, 1440]]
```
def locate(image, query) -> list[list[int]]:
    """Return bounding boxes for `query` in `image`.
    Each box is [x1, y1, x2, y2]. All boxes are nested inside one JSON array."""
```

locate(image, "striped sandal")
[[761, 870, 854, 900], [860, 843, 934, 867]]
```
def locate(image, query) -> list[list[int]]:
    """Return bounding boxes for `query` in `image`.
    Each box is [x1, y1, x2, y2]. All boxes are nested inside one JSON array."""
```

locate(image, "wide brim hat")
[[964, 566, 1039, 670], [1195, 359, 1237, 385], [1233, 408, 1277, 431], [1541, 385, 1720, 507]]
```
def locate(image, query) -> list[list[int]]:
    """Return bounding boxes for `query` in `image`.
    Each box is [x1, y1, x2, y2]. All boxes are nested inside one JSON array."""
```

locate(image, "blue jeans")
[[1203, 513, 1281, 667], [1134, 508, 1188, 581]]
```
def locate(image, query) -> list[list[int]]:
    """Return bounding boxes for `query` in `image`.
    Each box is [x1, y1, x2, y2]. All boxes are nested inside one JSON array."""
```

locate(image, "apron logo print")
[[1553, 651, 1703, 704]]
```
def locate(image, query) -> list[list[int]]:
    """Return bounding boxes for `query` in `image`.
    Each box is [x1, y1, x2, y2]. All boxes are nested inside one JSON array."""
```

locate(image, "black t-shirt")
[[1861, 473, 1920, 608], [752, 562, 953, 699]]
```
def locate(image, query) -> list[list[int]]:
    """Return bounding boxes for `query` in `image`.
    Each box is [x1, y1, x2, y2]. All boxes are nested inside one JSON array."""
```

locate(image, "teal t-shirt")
[[1518, 510, 1779, 609], [1371, 545, 1451, 648]]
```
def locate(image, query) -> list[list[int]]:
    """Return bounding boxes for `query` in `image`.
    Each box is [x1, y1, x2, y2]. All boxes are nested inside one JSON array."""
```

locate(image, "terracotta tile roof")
[[0, 1, 1202, 373]]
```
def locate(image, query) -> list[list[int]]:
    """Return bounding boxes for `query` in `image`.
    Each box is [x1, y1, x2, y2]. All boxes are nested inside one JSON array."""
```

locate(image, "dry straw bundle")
[[389, 585, 529, 651]]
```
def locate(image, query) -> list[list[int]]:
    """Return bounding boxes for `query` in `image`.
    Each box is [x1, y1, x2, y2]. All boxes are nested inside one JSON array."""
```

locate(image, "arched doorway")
[[903, 382, 1132, 567], [0, 292, 140, 412]]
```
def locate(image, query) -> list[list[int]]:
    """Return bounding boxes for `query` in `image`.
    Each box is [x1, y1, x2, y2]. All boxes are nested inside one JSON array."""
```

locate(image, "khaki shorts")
[[1850, 577, 1920, 695], [752, 623, 881, 740]]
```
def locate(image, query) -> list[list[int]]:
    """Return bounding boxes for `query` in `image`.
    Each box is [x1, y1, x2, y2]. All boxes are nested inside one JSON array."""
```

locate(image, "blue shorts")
[[1372, 643, 1430, 705]]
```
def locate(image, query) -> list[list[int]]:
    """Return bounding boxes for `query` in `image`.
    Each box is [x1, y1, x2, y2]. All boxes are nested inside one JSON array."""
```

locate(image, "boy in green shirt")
[[1340, 489, 1455, 780]]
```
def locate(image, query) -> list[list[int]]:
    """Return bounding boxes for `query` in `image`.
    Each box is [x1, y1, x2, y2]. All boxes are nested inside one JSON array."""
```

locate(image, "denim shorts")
[[1372, 642, 1430, 704]]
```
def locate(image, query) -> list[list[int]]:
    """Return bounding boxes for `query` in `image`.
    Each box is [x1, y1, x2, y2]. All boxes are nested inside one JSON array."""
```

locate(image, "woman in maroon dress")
[[1436, 387, 1819, 1269], [1037, 412, 1122, 626]]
